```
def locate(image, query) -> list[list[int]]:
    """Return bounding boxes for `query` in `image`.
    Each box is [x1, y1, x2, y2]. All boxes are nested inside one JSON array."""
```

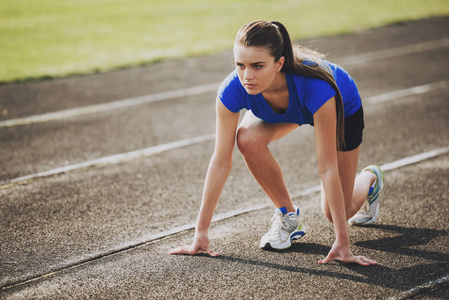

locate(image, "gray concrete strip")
[[1, 38, 448, 129], [2, 147, 447, 291]]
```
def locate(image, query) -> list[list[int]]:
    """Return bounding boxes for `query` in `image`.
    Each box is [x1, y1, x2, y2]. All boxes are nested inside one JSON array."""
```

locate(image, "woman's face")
[[233, 44, 284, 95]]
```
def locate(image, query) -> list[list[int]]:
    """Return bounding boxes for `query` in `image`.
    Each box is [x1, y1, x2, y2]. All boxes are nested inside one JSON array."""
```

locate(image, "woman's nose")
[[244, 69, 253, 80]]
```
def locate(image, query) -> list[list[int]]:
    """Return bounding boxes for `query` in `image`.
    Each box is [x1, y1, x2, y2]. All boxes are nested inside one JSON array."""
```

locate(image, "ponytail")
[[271, 21, 345, 150]]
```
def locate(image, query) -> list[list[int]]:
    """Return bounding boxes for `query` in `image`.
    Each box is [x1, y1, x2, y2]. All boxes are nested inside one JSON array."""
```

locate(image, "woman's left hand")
[[319, 241, 377, 266]]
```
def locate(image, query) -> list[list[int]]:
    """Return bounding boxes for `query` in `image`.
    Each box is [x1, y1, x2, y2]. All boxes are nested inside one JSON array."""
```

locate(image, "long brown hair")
[[235, 20, 345, 150]]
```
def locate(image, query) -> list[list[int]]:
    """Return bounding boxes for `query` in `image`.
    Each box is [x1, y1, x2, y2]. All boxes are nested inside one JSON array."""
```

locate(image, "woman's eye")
[[253, 65, 262, 70], [236, 64, 244, 69]]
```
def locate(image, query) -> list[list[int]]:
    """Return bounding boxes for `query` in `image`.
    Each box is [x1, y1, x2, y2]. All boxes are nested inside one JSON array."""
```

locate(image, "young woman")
[[169, 20, 384, 266]]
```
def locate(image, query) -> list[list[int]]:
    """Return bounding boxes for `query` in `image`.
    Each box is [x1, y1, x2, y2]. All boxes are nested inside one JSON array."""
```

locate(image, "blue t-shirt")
[[217, 61, 361, 125]]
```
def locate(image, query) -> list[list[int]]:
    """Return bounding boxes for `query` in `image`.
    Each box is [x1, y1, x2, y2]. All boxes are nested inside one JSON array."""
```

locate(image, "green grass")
[[1, 0, 448, 83]]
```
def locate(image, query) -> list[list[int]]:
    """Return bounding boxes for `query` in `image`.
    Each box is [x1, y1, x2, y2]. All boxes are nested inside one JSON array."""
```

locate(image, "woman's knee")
[[236, 126, 266, 155]]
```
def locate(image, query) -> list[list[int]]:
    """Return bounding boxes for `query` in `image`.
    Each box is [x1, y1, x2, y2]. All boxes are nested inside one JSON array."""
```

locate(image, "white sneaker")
[[260, 206, 306, 250], [349, 165, 385, 226]]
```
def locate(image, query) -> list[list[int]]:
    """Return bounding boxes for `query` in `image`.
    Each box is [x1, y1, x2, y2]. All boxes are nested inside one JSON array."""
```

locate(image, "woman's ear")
[[277, 56, 285, 71]]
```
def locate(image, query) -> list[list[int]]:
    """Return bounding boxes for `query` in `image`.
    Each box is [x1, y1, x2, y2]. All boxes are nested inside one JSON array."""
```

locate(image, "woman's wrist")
[[334, 233, 350, 245], [194, 230, 209, 243], [195, 227, 209, 236], [195, 212, 211, 234]]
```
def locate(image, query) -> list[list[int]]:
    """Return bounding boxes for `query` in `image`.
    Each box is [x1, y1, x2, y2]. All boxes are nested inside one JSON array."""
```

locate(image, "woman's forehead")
[[233, 44, 273, 62]]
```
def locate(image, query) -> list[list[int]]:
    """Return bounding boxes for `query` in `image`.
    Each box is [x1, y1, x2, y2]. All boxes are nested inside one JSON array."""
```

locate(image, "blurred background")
[[1, 0, 448, 84]]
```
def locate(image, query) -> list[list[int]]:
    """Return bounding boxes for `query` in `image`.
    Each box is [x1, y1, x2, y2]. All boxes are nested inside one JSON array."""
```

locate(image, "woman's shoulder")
[[219, 70, 241, 90], [218, 70, 247, 98], [217, 70, 247, 113]]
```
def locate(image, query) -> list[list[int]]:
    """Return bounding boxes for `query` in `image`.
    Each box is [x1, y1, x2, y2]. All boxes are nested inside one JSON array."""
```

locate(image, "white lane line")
[[1, 80, 448, 190], [364, 81, 448, 105], [0, 134, 215, 190], [335, 37, 449, 66], [0, 83, 220, 129], [1, 38, 448, 129], [381, 148, 449, 172], [2, 148, 448, 291], [389, 274, 449, 300]]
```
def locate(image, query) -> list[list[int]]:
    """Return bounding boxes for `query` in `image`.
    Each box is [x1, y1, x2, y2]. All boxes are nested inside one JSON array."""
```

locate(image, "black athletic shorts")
[[341, 106, 365, 152], [310, 105, 364, 152]]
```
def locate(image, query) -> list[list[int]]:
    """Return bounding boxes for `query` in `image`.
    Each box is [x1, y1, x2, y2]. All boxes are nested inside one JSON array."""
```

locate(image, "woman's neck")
[[262, 72, 289, 114], [264, 72, 287, 94], [262, 72, 288, 101]]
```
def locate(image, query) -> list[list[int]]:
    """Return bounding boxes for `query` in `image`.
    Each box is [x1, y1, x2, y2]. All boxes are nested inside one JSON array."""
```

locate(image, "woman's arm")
[[169, 98, 240, 256], [196, 98, 240, 233], [313, 97, 376, 266]]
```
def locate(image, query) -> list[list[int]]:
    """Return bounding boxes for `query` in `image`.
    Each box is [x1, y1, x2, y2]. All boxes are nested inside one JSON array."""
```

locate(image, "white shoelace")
[[267, 212, 288, 239]]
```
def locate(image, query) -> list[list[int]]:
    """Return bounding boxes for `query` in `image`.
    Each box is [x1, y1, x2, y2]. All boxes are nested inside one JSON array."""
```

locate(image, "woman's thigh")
[[237, 110, 299, 145]]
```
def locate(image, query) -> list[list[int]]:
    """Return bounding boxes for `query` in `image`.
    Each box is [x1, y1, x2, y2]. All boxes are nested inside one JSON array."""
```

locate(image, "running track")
[[1, 16, 448, 299]]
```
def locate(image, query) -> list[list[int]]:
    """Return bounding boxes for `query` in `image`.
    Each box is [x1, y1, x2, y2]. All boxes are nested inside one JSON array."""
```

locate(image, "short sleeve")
[[304, 77, 337, 115], [217, 71, 246, 113]]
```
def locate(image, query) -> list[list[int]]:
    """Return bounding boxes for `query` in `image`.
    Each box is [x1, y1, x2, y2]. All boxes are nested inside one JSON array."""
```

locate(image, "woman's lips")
[[244, 83, 257, 89]]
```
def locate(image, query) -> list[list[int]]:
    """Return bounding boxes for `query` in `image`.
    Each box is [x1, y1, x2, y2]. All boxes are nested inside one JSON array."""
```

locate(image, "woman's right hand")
[[168, 231, 218, 257], [319, 239, 377, 266]]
